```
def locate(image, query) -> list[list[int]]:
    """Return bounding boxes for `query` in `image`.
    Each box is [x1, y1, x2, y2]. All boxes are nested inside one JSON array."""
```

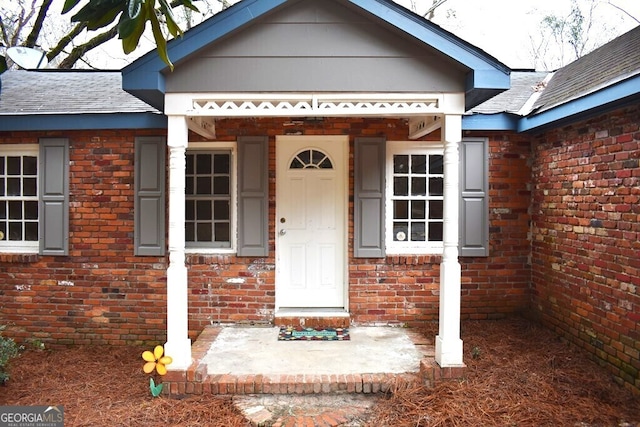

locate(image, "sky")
[[24, 0, 640, 71], [396, 0, 640, 69]]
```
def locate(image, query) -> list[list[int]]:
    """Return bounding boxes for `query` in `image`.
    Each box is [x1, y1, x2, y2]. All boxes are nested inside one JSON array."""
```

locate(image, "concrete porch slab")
[[204, 326, 423, 375], [163, 325, 464, 396]]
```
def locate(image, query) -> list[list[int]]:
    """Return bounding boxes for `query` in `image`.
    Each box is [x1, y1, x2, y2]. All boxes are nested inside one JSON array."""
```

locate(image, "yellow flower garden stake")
[[142, 345, 172, 396]]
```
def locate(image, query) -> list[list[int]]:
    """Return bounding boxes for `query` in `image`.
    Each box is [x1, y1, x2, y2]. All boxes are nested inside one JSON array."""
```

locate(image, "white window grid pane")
[[0, 153, 38, 244], [391, 153, 443, 243], [0, 146, 39, 252], [185, 151, 232, 248]]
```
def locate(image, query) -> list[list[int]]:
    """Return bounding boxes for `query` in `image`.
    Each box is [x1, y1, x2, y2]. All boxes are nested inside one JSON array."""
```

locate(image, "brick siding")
[[462, 131, 532, 320], [0, 119, 531, 347], [0, 129, 167, 345], [530, 104, 640, 392]]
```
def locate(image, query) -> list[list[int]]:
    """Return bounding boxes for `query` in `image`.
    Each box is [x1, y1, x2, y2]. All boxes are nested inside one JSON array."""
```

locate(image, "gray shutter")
[[134, 137, 166, 256], [354, 137, 386, 258], [39, 138, 69, 256], [237, 136, 269, 257], [459, 137, 489, 257]]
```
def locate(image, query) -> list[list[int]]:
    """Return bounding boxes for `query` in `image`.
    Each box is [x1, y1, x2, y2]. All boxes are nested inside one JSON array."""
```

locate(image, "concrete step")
[[274, 309, 351, 328]]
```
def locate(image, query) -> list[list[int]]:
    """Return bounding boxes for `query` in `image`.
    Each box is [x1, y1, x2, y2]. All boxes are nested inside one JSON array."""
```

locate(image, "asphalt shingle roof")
[[1, 24, 639, 130], [469, 71, 550, 115], [532, 25, 640, 114], [0, 70, 159, 115]]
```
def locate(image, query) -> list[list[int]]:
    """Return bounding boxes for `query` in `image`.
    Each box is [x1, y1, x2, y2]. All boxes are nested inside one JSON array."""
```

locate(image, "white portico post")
[[435, 113, 464, 367], [164, 115, 192, 370]]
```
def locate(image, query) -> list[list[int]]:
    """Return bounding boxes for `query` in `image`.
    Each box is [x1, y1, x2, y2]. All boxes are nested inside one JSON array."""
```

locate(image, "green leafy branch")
[[61, 0, 200, 69]]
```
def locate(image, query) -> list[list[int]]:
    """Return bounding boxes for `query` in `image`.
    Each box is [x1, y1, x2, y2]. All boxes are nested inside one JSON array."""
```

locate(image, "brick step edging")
[[165, 372, 420, 396]]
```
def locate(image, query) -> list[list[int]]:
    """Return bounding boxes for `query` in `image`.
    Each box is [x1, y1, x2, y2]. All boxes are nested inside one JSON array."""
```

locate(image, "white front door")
[[275, 135, 348, 309]]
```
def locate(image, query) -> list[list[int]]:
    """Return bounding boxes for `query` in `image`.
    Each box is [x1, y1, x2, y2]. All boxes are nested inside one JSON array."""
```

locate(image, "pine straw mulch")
[[0, 317, 637, 426], [0, 344, 248, 427], [368, 318, 640, 427]]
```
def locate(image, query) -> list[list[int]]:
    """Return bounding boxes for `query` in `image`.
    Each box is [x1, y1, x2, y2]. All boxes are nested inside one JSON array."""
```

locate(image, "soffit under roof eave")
[[465, 71, 511, 111], [122, 72, 167, 112]]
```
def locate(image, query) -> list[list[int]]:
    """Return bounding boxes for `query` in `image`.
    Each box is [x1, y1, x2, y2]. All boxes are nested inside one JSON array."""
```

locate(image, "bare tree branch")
[[424, 0, 449, 20], [576, 1, 597, 58], [0, 17, 10, 47], [10, 8, 27, 46], [46, 22, 87, 62], [58, 26, 119, 69], [24, 0, 53, 48], [605, 1, 640, 24], [0, 0, 40, 47]]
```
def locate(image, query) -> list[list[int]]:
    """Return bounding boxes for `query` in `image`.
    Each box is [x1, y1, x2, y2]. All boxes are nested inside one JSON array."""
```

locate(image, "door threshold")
[[276, 308, 349, 317]]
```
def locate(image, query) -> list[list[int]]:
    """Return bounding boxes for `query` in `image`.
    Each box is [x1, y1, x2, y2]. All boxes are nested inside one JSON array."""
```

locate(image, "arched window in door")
[[289, 149, 333, 169]]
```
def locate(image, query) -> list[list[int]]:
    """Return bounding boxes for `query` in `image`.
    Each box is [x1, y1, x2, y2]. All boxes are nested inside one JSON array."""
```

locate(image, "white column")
[[164, 115, 192, 370], [435, 114, 464, 367]]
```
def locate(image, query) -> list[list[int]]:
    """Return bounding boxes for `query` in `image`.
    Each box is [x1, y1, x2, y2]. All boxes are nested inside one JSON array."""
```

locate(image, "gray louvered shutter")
[[354, 137, 386, 258], [237, 136, 269, 257], [134, 137, 166, 256], [459, 137, 489, 257], [39, 138, 69, 256]]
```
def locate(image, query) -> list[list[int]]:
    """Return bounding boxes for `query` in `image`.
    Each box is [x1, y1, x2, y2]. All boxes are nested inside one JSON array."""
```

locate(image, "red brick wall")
[[190, 120, 532, 330], [461, 131, 532, 320], [350, 130, 533, 325], [0, 119, 532, 346], [0, 129, 168, 345], [530, 104, 640, 391]]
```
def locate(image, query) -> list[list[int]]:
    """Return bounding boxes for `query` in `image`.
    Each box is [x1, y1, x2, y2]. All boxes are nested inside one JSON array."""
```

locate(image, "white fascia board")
[[165, 93, 465, 118], [440, 93, 466, 114], [165, 93, 196, 115]]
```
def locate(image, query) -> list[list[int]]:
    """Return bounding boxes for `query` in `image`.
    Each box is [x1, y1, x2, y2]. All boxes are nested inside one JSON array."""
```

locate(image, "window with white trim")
[[185, 143, 236, 252], [0, 145, 39, 253], [386, 141, 444, 254]]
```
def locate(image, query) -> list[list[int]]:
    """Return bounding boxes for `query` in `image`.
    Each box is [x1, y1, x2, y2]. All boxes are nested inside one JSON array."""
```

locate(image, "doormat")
[[278, 326, 350, 341]]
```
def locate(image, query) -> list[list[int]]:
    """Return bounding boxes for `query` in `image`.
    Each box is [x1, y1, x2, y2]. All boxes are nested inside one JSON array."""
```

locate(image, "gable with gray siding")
[[165, 0, 467, 94]]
